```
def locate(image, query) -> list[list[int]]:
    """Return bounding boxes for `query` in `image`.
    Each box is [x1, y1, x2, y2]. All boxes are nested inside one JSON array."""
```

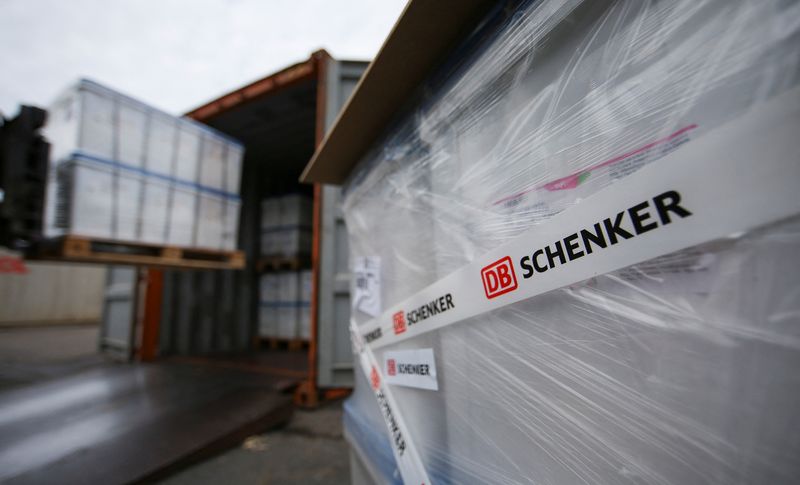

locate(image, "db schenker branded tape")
[[357, 85, 800, 353], [351, 87, 800, 485], [351, 321, 432, 485]]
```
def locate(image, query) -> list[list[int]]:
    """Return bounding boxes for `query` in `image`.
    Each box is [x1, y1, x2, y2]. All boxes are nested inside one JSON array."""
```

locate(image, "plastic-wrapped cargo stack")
[[259, 270, 312, 340], [340, 0, 800, 483], [260, 194, 312, 258], [258, 193, 313, 341], [44, 79, 243, 250]]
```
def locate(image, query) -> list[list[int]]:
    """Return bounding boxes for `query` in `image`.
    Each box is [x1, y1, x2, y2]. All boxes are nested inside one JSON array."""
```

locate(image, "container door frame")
[[314, 56, 368, 388], [99, 265, 140, 360]]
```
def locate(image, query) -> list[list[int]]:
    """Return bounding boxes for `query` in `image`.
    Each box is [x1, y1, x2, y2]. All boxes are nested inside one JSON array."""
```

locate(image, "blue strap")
[[66, 150, 242, 202]]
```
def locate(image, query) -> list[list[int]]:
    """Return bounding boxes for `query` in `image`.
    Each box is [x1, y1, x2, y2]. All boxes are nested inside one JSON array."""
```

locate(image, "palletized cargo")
[[43, 79, 244, 252], [303, 0, 800, 483], [258, 269, 314, 341], [260, 193, 312, 259]]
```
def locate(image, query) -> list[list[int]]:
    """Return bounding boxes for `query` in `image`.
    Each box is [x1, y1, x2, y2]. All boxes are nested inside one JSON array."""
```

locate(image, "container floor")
[[0, 360, 293, 484]]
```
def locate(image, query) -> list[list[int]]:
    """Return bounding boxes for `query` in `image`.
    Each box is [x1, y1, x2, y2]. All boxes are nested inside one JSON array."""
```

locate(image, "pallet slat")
[[28, 236, 245, 270], [257, 255, 311, 273], [260, 337, 309, 352]]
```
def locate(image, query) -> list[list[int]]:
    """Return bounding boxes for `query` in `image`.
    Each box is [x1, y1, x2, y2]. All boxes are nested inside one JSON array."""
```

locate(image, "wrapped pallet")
[[44, 79, 244, 250], [277, 271, 300, 339], [260, 194, 312, 259], [259, 273, 280, 338], [303, 0, 800, 483], [259, 270, 311, 340]]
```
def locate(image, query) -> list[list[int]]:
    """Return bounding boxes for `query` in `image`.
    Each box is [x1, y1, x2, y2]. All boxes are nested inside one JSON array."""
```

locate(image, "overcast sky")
[[0, 0, 407, 117]]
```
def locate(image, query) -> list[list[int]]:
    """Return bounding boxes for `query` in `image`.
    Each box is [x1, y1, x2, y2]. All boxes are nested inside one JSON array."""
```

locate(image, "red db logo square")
[[370, 365, 380, 390], [387, 359, 396, 376], [393, 311, 406, 335], [481, 256, 518, 299]]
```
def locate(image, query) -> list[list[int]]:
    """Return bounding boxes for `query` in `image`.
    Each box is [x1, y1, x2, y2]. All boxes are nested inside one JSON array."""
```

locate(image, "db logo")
[[387, 359, 397, 376], [481, 256, 518, 299], [370, 365, 381, 390], [392, 311, 406, 334]]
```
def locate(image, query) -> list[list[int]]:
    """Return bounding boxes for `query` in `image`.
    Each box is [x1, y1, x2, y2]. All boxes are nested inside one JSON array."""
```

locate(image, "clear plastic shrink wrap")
[[342, 0, 800, 483]]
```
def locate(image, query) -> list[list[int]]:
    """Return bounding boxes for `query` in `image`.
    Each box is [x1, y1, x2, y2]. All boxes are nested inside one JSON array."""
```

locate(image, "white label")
[[352, 256, 382, 317], [383, 348, 439, 391], [358, 85, 800, 352]]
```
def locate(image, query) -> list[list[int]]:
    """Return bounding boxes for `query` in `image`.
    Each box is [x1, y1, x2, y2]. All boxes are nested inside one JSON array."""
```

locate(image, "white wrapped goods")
[[277, 272, 300, 339], [44, 79, 244, 250], [260, 194, 312, 258], [259, 271, 308, 340], [339, 0, 800, 483], [259, 274, 280, 337]]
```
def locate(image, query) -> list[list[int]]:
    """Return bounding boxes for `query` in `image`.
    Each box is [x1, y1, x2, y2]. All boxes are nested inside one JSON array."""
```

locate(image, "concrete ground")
[[0, 324, 104, 389], [159, 402, 350, 485], [157, 402, 351, 485]]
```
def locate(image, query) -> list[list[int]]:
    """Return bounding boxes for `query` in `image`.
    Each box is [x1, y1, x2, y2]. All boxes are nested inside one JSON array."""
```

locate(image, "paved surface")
[[0, 324, 99, 362], [0, 324, 104, 389], [158, 402, 350, 485]]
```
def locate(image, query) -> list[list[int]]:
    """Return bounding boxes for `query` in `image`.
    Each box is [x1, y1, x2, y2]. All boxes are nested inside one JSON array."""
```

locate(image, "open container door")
[[313, 58, 368, 389], [99, 265, 138, 360]]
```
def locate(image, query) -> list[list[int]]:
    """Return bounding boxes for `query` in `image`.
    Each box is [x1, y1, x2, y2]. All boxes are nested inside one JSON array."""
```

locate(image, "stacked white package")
[[196, 133, 226, 249], [222, 201, 240, 251], [259, 271, 310, 339], [43, 79, 244, 250], [342, 1, 800, 484], [298, 270, 313, 340], [222, 145, 244, 251], [114, 97, 148, 241], [278, 194, 312, 258], [166, 124, 200, 246], [47, 83, 117, 239], [260, 198, 281, 257], [260, 194, 312, 258], [277, 272, 300, 339], [140, 112, 176, 244], [196, 192, 224, 250], [259, 274, 280, 337], [225, 145, 243, 194], [53, 159, 113, 239]]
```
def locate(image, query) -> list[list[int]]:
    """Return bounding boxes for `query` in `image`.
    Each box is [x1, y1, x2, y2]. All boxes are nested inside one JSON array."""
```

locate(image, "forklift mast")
[[0, 105, 50, 250]]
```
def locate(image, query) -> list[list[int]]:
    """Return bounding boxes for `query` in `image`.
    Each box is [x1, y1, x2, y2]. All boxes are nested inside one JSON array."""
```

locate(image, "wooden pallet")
[[257, 254, 311, 272], [28, 235, 245, 270], [261, 337, 309, 352]]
